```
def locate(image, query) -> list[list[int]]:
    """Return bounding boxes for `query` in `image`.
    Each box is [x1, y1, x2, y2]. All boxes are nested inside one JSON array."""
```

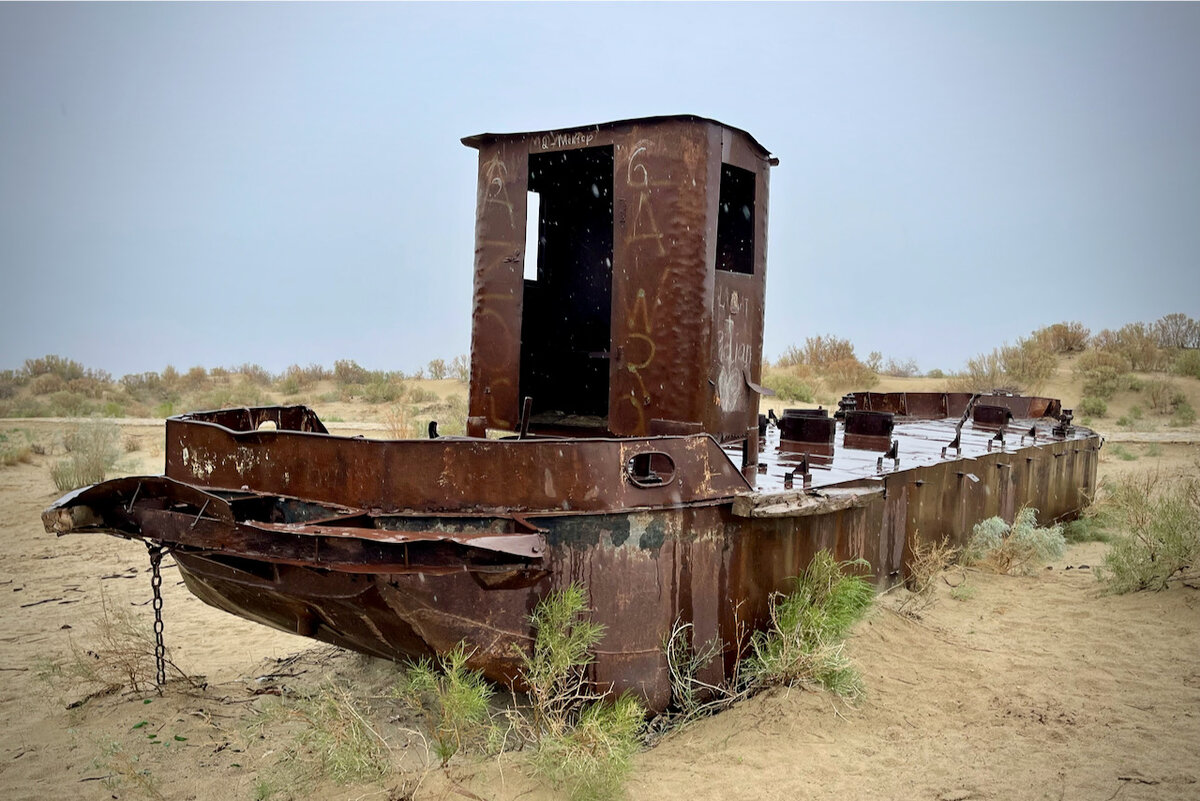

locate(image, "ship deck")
[[726, 413, 1098, 494]]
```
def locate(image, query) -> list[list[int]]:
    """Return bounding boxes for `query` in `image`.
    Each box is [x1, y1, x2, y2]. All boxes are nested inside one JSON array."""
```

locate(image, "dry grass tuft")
[[899, 536, 960, 613]]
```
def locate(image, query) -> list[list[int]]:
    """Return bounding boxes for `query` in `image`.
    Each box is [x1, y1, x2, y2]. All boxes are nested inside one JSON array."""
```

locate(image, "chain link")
[[147, 543, 166, 687]]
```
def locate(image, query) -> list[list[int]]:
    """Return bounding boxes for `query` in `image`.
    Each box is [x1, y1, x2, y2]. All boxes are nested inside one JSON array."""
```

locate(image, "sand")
[[0, 420, 1197, 801]]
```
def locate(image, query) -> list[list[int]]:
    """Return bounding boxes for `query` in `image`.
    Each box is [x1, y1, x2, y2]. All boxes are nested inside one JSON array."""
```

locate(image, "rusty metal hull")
[[44, 397, 1100, 712]]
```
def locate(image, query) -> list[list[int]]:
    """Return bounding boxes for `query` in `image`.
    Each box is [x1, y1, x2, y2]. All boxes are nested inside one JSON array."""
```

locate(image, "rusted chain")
[[147, 543, 166, 687]]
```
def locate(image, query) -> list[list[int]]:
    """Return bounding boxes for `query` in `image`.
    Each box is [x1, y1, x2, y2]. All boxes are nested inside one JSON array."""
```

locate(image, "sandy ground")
[[0, 420, 1197, 801]]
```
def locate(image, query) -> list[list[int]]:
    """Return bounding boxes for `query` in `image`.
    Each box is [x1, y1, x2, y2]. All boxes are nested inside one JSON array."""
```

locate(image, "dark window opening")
[[519, 146, 614, 422], [626, 452, 677, 488], [716, 164, 755, 274]]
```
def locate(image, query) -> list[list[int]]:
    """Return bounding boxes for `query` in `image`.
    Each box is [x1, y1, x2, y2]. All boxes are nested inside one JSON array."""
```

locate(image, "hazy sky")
[[2, 2, 1198, 377]]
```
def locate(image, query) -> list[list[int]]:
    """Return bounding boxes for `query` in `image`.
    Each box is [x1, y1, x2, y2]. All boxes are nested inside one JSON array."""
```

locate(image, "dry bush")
[[51, 420, 121, 491], [30, 373, 67, 396], [1092, 323, 1166, 372], [822, 358, 879, 394], [954, 337, 1056, 394], [880, 357, 920, 377], [450, 354, 470, 382], [1144, 379, 1182, 414], [1032, 321, 1091, 353], [46, 593, 184, 698], [23, 354, 93, 381], [426, 359, 448, 380], [899, 536, 959, 613], [384, 404, 413, 439], [181, 365, 209, 391], [280, 363, 328, 391], [234, 363, 273, 386], [800, 335, 856, 368], [1152, 313, 1200, 350], [333, 359, 371, 386], [0, 429, 35, 467]]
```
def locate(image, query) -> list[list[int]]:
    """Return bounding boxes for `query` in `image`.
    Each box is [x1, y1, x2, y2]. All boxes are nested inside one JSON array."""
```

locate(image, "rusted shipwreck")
[[44, 116, 1100, 712]]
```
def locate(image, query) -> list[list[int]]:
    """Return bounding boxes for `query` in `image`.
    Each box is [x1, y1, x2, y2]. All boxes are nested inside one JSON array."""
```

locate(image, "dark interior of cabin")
[[520, 145, 614, 425], [716, 164, 755, 274]]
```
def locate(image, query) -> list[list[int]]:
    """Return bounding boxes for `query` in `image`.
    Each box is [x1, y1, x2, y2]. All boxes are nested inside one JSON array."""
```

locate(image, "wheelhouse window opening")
[[716, 164, 755, 275], [519, 145, 615, 428]]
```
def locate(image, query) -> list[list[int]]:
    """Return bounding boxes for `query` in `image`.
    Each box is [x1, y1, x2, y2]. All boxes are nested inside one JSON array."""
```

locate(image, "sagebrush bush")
[[1078, 396, 1107, 417], [1096, 473, 1200, 593], [50, 420, 121, 491], [964, 508, 1065, 575], [762, 372, 815, 402]]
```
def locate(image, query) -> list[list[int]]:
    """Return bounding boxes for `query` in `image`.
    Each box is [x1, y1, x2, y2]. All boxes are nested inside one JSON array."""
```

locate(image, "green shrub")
[[407, 386, 439, 404], [762, 372, 815, 403], [1116, 415, 1132, 428], [964, 508, 1064, 575], [401, 643, 494, 766], [1062, 517, 1113, 544], [1080, 366, 1126, 400], [1109, 444, 1138, 462], [521, 585, 606, 734], [531, 694, 644, 801], [926, 368, 945, 379], [521, 586, 644, 801], [362, 378, 404, 404], [286, 684, 392, 785], [1172, 349, 1200, 380], [1171, 399, 1197, 427], [1078, 397, 1107, 417], [743, 551, 874, 699], [46, 390, 94, 417], [50, 420, 121, 491], [1097, 474, 1200, 593]]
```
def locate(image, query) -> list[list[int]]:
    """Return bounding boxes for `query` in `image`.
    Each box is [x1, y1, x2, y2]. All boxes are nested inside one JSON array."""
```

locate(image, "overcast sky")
[[2, 2, 1198, 377]]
